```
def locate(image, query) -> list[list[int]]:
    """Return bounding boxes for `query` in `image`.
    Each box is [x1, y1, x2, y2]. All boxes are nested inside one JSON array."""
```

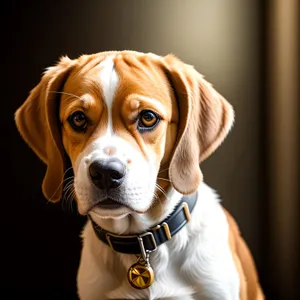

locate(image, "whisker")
[[47, 166, 74, 203], [63, 186, 74, 200], [62, 185, 75, 202], [63, 177, 75, 191], [153, 192, 158, 200], [67, 189, 76, 212], [61, 176, 76, 213], [155, 183, 169, 201], [158, 167, 169, 174], [63, 192, 75, 213], [64, 166, 74, 175], [63, 181, 74, 196], [157, 177, 172, 183], [151, 191, 164, 214]]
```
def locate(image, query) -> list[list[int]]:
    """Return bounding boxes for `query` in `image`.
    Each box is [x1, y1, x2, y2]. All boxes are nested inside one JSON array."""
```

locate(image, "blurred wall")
[[6, 0, 272, 299], [267, 0, 299, 298]]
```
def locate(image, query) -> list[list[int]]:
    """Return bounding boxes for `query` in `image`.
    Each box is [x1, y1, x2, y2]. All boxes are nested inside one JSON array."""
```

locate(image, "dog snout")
[[89, 158, 126, 190]]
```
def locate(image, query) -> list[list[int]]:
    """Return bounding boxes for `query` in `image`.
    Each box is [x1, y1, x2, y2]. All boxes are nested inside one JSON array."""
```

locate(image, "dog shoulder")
[[176, 183, 240, 299], [181, 183, 264, 299]]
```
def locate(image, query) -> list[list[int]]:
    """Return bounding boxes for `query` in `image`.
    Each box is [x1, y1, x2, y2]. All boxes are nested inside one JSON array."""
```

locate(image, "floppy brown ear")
[[15, 56, 76, 202], [162, 55, 235, 194]]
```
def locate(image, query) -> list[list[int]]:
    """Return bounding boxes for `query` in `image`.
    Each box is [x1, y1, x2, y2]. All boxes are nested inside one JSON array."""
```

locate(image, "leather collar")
[[89, 192, 198, 256]]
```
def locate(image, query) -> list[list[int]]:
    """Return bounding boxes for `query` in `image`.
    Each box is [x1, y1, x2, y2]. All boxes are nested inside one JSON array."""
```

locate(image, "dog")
[[15, 51, 264, 300]]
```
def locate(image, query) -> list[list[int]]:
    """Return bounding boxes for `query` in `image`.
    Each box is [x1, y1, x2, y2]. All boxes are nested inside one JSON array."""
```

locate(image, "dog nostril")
[[89, 159, 126, 190], [91, 171, 103, 180], [108, 161, 126, 179], [111, 171, 122, 180], [89, 164, 102, 180]]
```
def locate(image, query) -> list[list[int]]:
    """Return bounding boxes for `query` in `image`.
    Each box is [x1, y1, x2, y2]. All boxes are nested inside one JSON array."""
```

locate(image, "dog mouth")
[[97, 198, 124, 209], [86, 193, 150, 216], [88, 197, 148, 217], [89, 197, 132, 212]]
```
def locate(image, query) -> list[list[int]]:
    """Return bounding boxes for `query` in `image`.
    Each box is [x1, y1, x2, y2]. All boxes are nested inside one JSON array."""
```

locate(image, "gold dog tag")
[[127, 262, 154, 289]]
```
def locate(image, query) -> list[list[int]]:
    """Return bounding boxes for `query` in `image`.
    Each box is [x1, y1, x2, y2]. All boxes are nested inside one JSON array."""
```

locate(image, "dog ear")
[[15, 56, 76, 202], [162, 55, 234, 194]]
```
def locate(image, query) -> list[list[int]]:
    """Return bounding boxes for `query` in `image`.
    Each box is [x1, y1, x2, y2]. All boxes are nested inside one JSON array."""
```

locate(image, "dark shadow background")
[[3, 0, 299, 299]]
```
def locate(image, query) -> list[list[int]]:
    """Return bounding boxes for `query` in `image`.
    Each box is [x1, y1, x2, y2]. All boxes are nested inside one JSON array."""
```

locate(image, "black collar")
[[89, 192, 197, 256]]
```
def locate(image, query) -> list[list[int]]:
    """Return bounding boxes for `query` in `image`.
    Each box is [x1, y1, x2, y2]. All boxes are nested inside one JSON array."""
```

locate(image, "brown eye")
[[137, 110, 160, 131], [68, 111, 88, 132]]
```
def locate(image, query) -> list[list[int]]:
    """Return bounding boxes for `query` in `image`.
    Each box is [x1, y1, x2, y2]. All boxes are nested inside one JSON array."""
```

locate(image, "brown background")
[[4, 0, 299, 299]]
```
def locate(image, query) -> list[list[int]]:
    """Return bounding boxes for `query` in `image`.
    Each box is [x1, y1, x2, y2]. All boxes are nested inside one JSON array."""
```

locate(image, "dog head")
[[15, 51, 234, 220]]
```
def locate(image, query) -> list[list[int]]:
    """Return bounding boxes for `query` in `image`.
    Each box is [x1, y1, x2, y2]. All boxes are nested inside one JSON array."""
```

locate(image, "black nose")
[[89, 159, 126, 189]]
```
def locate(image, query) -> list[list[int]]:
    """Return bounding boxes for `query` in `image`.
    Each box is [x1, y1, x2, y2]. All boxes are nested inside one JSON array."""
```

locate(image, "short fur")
[[15, 51, 264, 299]]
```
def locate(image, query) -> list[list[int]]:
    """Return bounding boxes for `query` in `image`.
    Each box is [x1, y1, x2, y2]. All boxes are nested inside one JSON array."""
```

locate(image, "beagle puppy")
[[15, 51, 264, 300]]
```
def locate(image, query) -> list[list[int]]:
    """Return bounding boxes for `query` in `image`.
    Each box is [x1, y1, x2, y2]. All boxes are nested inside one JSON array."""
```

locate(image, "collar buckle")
[[138, 232, 157, 261], [105, 231, 157, 259]]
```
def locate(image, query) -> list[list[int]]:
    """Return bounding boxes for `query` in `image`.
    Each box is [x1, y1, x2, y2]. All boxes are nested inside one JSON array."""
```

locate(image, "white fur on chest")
[[77, 183, 240, 300]]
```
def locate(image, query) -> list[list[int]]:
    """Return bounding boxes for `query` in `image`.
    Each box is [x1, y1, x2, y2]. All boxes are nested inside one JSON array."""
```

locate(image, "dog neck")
[[88, 186, 183, 235]]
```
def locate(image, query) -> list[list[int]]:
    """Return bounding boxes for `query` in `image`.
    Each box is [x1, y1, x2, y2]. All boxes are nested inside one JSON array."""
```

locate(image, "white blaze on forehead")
[[98, 56, 119, 136]]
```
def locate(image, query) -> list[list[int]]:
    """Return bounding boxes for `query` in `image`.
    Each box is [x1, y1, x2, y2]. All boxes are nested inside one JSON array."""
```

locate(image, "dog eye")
[[137, 110, 160, 131], [68, 111, 88, 131]]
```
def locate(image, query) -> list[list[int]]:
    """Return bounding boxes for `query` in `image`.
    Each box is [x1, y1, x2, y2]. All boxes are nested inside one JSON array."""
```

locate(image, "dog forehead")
[[97, 53, 166, 102], [95, 56, 118, 111], [61, 51, 172, 112]]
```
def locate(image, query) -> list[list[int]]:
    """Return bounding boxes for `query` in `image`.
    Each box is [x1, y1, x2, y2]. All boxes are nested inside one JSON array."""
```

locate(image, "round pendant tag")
[[127, 263, 154, 289]]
